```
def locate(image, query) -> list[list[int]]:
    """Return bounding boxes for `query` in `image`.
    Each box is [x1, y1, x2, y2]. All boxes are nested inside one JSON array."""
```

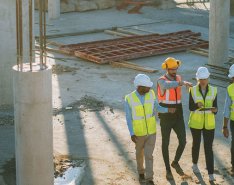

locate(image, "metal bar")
[[39, 0, 44, 69], [16, 0, 20, 67], [19, 0, 23, 71], [43, 0, 47, 67], [29, 0, 33, 71]]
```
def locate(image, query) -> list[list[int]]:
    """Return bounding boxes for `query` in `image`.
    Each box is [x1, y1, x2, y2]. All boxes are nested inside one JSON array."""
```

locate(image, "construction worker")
[[125, 74, 176, 185], [222, 64, 234, 173], [188, 67, 218, 182], [157, 57, 192, 180]]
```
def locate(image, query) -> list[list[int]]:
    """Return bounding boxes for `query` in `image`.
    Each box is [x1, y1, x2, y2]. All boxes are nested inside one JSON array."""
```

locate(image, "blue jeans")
[[230, 120, 234, 167]]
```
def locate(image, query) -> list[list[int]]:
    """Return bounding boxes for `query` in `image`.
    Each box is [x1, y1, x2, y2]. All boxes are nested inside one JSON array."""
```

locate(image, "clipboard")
[[198, 107, 215, 111]]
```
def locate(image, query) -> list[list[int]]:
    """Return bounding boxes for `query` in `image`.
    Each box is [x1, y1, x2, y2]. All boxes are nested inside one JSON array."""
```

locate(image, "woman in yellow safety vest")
[[188, 67, 218, 182]]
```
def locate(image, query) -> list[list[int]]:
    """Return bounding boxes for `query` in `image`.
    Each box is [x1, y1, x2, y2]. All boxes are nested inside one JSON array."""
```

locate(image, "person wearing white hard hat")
[[125, 74, 176, 185], [222, 64, 234, 174], [188, 67, 218, 182], [157, 57, 193, 180]]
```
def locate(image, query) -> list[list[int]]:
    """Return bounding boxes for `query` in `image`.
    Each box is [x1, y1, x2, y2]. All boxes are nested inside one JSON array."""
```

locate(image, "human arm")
[[154, 99, 176, 113], [124, 100, 134, 136], [189, 91, 201, 111], [222, 91, 231, 138], [211, 95, 218, 114]]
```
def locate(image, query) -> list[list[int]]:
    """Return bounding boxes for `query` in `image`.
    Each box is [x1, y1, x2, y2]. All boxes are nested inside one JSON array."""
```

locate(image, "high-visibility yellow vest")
[[227, 83, 234, 121], [125, 89, 157, 136], [188, 85, 217, 130]]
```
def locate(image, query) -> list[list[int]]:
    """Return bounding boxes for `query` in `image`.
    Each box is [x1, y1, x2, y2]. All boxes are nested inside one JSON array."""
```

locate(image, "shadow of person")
[[167, 178, 176, 185]]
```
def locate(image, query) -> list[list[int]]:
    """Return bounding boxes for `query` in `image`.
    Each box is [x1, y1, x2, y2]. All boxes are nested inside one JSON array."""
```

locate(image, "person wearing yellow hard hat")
[[223, 64, 234, 174], [157, 57, 192, 180], [125, 74, 176, 185], [188, 67, 218, 182]]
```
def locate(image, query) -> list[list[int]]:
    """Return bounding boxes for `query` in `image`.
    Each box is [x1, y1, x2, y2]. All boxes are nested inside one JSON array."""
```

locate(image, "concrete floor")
[[1, 3, 234, 185]]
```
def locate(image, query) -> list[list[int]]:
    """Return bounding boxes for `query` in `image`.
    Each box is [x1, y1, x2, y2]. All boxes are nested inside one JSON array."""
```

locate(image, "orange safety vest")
[[157, 75, 182, 104]]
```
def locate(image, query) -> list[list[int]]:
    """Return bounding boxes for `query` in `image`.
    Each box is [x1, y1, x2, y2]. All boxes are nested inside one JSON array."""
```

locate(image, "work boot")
[[166, 170, 174, 180], [147, 180, 155, 185], [139, 174, 145, 182], [171, 161, 184, 175]]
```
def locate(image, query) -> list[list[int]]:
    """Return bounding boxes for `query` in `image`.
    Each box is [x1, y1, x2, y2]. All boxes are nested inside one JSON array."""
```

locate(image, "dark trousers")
[[160, 113, 186, 171], [230, 120, 234, 167], [190, 128, 214, 174]]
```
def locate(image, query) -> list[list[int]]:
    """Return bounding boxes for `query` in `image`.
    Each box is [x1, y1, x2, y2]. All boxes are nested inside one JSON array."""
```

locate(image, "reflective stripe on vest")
[[126, 90, 157, 136], [227, 83, 234, 121], [157, 75, 182, 104], [188, 85, 217, 130]]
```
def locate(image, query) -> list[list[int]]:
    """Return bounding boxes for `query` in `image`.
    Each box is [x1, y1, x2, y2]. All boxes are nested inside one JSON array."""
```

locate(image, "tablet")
[[198, 107, 215, 111]]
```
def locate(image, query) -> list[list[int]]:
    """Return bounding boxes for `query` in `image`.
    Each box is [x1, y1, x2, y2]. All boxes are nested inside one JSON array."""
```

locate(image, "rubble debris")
[[54, 156, 84, 178], [52, 64, 79, 75], [53, 95, 105, 115], [0, 105, 14, 126], [117, 0, 151, 14]]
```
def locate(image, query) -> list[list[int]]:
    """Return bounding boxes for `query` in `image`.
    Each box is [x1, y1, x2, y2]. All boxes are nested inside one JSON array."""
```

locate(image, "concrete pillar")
[[48, 0, 60, 19], [0, 0, 16, 105], [231, 0, 234, 16], [13, 63, 53, 185], [209, 0, 230, 66]]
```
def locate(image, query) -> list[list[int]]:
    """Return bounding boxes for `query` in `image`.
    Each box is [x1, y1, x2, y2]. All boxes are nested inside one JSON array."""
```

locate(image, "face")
[[198, 78, 209, 86], [167, 68, 178, 77], [137, 86, 150, 95]]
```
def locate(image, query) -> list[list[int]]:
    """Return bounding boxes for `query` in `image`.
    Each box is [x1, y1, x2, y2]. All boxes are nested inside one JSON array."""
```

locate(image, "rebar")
[[38, 0, 47, 69], [16, 0, 23, 71], [29, 0, 33, 70]]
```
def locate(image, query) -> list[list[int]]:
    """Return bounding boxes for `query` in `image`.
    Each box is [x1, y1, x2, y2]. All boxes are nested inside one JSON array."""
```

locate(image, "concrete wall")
[[0, 1, 16, 105]]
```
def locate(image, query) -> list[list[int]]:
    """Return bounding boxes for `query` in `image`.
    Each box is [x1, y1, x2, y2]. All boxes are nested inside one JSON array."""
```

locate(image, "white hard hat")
[[196, 67, 210, 80], [134, 74, 153, 88], [228, 64, 234, 78]]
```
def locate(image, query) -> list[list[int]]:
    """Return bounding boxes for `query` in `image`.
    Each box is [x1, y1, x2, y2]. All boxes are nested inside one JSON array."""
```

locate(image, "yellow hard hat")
[[162, 57, 181, 70]]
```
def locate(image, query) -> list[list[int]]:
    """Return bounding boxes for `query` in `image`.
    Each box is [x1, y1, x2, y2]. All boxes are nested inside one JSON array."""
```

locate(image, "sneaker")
[[171, 161, 184, 175], [209, 174, 216, 181], [139, 174, 145, 182], [192, 164, 200, 173], [166, 170, 174, 180]]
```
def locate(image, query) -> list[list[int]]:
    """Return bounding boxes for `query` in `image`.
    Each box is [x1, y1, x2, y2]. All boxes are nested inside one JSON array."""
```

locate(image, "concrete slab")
[[54, 162, 86, 185]]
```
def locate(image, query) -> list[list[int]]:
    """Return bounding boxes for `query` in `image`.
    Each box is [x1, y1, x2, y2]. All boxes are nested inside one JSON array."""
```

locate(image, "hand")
[[211, 107, 217, 113], [131, 135, 137, 143], [183, 81, 193, 88], [168, 108, 176, 113], [223, 128, 229, 138], [197, 102, 204, 108]]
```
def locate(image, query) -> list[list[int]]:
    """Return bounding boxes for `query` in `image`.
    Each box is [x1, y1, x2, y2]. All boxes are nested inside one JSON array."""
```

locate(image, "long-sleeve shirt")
[[125, 90, 168, 136], [223, 90, 232, 119], [157, 74, 180, 96], [189, 85, 217, 113]]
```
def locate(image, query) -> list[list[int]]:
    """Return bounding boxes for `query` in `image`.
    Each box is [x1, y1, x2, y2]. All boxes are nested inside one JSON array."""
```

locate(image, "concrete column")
[[13, 63, 53, 185], [0, 0, 16, 105], [48, 0, 60, 19], [231, 0, 234, 16], [209, 0, 230, 66]]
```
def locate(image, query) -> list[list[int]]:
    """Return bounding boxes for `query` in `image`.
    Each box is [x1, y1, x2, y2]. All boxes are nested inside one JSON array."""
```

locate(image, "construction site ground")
[[1, 2, 234, 185]]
